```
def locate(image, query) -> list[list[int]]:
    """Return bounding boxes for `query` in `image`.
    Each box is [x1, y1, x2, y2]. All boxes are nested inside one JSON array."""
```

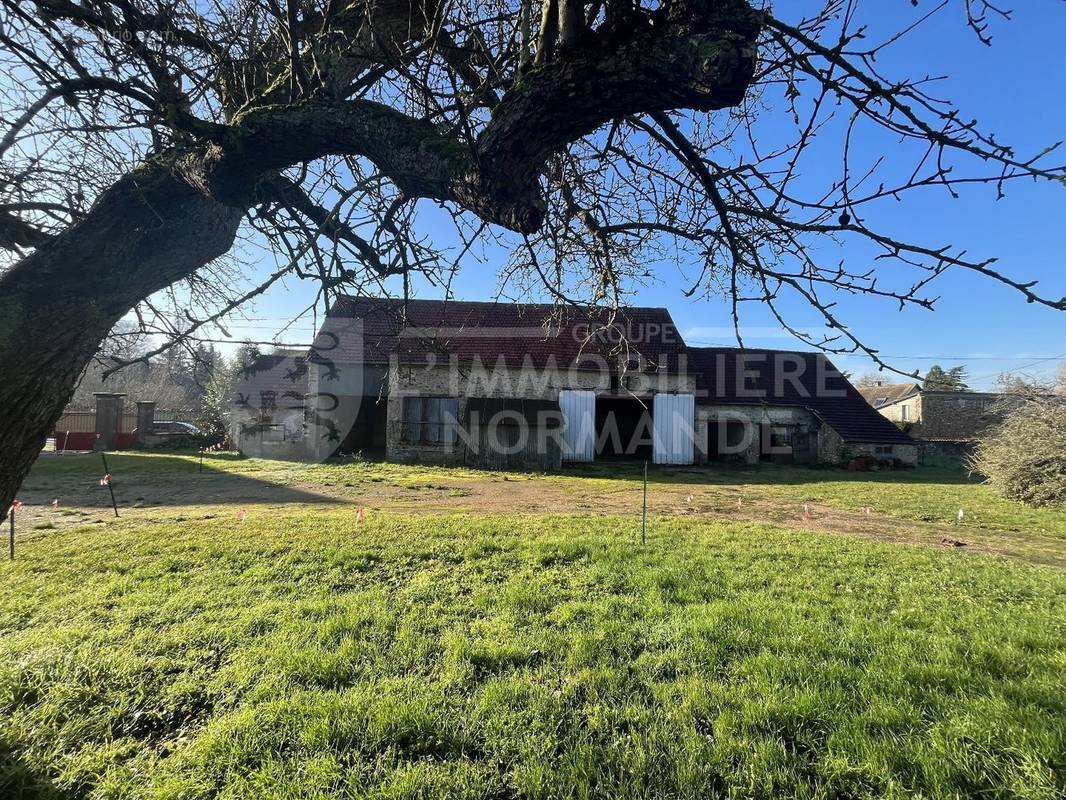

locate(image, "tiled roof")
[[687, 347, 915, 444], [312, 296, 686, 370], [857, 382, 920, 408]]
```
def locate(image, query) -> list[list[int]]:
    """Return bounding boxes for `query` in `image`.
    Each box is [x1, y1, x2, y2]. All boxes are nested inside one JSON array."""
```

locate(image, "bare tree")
[[1, 0, 1064, 508]]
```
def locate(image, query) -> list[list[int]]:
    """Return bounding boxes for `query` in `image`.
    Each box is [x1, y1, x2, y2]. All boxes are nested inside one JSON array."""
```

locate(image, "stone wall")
[[816, 424, 918, 466], [917, 439, 976, 468], [696, 405, 817, 465], [384, 362, 695, 465], [910, 392, 1017, 440]]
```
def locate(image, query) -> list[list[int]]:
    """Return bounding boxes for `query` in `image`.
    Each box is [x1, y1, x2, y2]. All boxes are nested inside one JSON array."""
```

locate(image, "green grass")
[[559, 463, 1066, 537], [1, 503, 1065, 799], [24, 452, 1066, 538]]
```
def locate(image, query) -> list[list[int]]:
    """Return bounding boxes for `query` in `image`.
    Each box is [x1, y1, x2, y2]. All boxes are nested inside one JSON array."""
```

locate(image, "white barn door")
[[653, 393, 695, 465], [559, 389, 596, 462]]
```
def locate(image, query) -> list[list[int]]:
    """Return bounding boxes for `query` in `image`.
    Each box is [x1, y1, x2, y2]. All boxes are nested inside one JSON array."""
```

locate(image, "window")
[[875, 445, 893, 456], [900, 405, 909, 422], [769, 427, 792, 449], [402, 396, 459, 445]]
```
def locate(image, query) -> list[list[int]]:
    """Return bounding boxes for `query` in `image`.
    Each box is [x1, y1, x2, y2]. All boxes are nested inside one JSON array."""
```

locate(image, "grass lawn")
[[1, 454, 1064, 798]]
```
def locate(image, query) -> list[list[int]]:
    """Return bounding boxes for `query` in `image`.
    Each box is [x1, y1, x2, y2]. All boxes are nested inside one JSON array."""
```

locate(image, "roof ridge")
[[332, 295, 673, 314]]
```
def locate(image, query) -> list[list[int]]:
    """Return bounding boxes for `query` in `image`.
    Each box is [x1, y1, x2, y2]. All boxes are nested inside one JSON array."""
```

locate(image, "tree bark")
[[0, 165, 242, 512]]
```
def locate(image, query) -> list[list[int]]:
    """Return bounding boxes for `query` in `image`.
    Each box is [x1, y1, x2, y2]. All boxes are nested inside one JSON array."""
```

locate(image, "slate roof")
[[857, 382, 921, 408], [311, 296, 686, 370], [687, 347, 915, 444]]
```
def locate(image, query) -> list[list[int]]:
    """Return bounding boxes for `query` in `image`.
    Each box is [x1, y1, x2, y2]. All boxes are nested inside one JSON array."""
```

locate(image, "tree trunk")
[[0, 164, 242, 512]]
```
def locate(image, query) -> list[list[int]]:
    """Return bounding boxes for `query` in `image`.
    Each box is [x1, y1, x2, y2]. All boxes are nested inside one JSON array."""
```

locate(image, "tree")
[[1, 1, 1065, 509], [198, 343, 262, 444], [923, 365, 970, 392], [970, 396, 1066, 508], [996, 373, 1049, 398]]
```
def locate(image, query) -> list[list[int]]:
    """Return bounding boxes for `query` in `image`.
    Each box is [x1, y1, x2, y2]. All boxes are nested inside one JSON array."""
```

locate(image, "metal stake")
[[642, 460, 648, 546], [8, 508, 13, 560], [100, 451, 119, 518]]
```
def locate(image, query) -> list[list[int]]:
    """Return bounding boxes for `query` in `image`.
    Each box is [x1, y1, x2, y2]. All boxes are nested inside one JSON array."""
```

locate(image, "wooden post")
[[8, 508, 13, 560], [642, 460, 648, 546]]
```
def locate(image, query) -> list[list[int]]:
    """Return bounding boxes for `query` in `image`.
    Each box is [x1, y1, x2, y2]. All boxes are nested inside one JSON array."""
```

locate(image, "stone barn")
[[688, 347, 917, 466], [304, 297, 696, 468], [231, 296, 917, 469]]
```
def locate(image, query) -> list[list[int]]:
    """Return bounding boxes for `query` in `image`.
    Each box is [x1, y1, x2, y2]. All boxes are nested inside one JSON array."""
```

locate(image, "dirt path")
[[11, 459, 1066, 567]]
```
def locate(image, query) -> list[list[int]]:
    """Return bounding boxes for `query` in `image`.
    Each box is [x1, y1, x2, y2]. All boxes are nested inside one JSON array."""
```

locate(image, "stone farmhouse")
[[858, 382, 1019, 440], [233, 297, 915, 468]]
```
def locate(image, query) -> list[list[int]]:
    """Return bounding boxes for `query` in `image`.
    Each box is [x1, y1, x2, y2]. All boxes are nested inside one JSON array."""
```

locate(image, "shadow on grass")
[[564, 459, 974, 487], [23, 451, 343, 509], [0, 739, 69, 800]]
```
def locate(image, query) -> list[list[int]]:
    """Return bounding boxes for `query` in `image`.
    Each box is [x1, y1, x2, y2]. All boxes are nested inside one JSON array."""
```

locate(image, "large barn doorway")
[[331, 366, 389, 459], [339, 397, 388, 458], [595, 396, 653, 460]]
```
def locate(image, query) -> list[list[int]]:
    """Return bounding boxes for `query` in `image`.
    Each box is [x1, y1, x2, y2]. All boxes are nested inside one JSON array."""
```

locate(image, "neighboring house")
[[858, 382, 1018, 440], [859, 382, 922, 420], [231, 297, 917, 467], [231, 349, 309, 459]]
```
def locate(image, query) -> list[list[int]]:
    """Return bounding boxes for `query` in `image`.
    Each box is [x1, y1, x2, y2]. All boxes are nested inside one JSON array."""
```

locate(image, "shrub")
[[970, 396, 1066, 507]]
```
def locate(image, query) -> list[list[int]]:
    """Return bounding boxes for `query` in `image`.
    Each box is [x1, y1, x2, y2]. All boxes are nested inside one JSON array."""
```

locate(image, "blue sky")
[[225, 2, 1066, 390]]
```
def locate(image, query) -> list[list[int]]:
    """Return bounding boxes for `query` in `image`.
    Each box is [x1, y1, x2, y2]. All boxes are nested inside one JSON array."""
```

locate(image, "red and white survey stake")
[[99, 473, 111, 486], [355, 506, 366, 523]]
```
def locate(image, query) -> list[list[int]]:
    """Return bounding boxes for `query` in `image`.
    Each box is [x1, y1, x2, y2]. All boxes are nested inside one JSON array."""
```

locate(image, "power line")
[[684, 338, 1066, 362]]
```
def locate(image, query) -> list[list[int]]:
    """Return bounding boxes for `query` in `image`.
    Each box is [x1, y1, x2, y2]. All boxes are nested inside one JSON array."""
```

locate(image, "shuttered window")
[[402, 396, 458, 445]]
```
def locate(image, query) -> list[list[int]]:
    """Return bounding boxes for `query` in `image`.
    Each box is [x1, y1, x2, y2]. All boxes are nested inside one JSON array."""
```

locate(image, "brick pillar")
[[93, 393, 125, 450], [135, 401, 156, 447]]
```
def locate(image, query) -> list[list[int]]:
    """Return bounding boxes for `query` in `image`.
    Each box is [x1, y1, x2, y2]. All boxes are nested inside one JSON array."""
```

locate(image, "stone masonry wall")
[[910, 392, 1018, 440], [386, 361, 696, 464]]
